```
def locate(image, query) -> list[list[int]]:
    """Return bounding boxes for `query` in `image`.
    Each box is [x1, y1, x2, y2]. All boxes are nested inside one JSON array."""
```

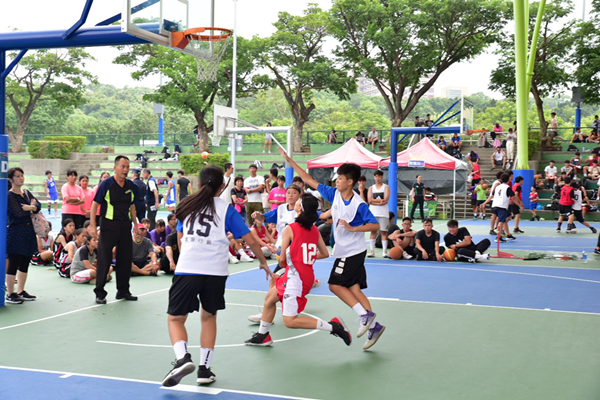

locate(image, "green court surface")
[[1, 220, 600, 399]]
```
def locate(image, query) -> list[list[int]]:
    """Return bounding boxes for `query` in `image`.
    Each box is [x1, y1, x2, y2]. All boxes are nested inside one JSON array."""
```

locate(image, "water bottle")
[[582, 250, 587, 264]]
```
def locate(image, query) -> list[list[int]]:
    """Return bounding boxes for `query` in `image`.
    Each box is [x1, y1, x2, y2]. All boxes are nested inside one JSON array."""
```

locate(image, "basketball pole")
[[0, 50, 7, 307]]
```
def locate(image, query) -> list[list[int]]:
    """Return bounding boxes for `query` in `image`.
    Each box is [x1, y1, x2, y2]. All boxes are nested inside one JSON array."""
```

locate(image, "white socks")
[[316, 318, 333, 332], [259, 320, 271, 334], [352, 303, 367, 317], [237, 249, 245, 257], [382, 240, 388, 253], [370, 239, 376, 251], [173, 340, 188, 360], [200, 347, 213, 368]]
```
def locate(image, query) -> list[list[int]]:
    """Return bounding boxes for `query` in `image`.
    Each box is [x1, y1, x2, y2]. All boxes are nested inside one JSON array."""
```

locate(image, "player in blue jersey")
[[45, 170, 59, 217]]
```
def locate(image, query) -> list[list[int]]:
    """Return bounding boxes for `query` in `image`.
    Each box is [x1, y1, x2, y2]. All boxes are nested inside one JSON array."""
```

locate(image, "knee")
[[283, 317, 296, 329]]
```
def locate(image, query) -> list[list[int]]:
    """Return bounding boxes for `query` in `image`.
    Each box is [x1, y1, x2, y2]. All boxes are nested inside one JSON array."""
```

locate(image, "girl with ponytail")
[[244, 194, 352, 348], [163, 165, 274, 388]]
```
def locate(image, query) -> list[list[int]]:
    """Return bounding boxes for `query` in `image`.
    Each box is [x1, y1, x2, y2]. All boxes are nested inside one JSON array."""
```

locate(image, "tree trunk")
[[7, 126, 24, 153], [531, 85, 548, 137], [194, 112, 210, 153], [293, 118, 306, 153]]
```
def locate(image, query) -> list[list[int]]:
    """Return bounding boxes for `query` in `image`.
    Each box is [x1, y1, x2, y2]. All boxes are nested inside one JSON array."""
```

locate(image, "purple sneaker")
[[362, 322, 386, 350], [357, 310, 376, 338]]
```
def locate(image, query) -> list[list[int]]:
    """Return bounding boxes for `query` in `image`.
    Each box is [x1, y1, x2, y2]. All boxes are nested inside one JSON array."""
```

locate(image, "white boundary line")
[[360, 259, 600, 272], [0, 365, 319, 400], [0, 267, 259, 332], [96, 302, 320, 348]]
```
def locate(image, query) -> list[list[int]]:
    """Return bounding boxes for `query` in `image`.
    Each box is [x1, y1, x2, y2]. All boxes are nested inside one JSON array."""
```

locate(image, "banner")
[[408, 200, 437, 217]]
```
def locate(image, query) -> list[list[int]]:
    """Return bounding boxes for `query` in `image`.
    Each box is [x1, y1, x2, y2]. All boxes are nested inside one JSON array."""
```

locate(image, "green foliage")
[[44, 136, 86, 152], [528, 139, 541, 159], [179, 153, 230, 176], [329, 0, 507, 126], [27, 141, 72, 159], [573, 0, 600, 105]]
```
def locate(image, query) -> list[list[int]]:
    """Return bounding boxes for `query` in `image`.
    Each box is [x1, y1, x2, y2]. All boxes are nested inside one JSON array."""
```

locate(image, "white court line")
[[0, 365, 319, 400], [97, 302, 320, 348], [361, 259, 600, 272], [0, 267, 259, 332]]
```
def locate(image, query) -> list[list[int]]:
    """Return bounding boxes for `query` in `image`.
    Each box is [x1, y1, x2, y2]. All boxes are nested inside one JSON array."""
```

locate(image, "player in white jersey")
[[367, 170, 391, 258], [162, 166, 273, 388], [280, 148, 386, 351], [567, 181, 597, 234]]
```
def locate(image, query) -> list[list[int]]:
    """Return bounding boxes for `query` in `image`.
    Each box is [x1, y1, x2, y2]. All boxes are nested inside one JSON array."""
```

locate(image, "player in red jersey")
[[244, 194, 351, 347], [556, 176, 575, 233]]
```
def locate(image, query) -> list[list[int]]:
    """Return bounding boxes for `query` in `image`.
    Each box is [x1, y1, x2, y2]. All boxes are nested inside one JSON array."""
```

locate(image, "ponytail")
[[176, 166, 224, 226], [295, 194, 319, 230]]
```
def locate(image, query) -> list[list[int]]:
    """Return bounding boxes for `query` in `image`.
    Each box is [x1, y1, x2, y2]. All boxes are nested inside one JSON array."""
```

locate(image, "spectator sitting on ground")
[[451, 133, 462, 152], [490, 147, 506, 171], [375, 212, 400, 249], [436, 136, 447, 151], [561, 160, 575, 179], [424, 187, 436, 201], [54, 218, 76, 268], [588, 129, 599, 143], [56, 228, 87, 278], [327, 129, 337, 144], [249, 213, 277, 259], [388, 217, 416, 260], [355, 130, 366, 146], [367, 127, 379, 151], [571, 127, 588, 143], [160, 229, 179, 275], [131, 224, 159, 276], [165, 213, 177, 236], [227, 232, 254, 263], [31, 221, 54, 266], [84, 220, 97, 238], [141, 218, 152, 239], [70, 234, 113, 284], [414, 218, 445, 261], [150, 219, 167, 255]]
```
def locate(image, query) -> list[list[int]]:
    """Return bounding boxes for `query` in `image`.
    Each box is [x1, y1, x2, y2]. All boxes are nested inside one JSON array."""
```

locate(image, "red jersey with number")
[[277, 223, 320, 300], [559, 185, 574, 206], [253, 224, 267, 242]]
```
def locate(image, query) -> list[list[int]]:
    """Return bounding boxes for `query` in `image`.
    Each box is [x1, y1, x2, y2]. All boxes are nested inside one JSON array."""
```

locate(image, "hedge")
[[28, 141, 72, 160], [528, 139, 540, 159], [44, 136, 86, 152], [180, 153, 230, 176]]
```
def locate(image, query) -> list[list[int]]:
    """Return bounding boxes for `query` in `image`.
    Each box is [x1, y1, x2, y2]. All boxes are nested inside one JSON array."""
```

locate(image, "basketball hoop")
[[172, 27, 232, 82]]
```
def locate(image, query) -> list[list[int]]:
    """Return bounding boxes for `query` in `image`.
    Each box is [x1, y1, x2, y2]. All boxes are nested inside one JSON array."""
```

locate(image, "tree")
[[254, 4, 357, 152], [489, 0, 577, 137], [573, 0, 600, 106], [329, 0, 506, 128], [5, 48, 97, 152], [113, 36, 270, 152]]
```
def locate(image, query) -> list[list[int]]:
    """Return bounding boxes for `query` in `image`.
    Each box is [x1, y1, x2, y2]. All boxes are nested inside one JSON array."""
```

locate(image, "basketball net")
[[185, 28, 232, 82]]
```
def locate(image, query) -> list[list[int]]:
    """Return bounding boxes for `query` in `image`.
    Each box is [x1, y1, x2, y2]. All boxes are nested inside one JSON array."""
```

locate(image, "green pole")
[[526, 0, 546, 90], [514, 0, 529, 169]]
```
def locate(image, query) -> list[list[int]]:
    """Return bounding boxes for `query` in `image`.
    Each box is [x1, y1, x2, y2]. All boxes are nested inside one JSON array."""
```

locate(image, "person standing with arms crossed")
[[244, 164, 265, 225], [367, 170, 391, 258], [279, 148, 386, 350], [143, 168, 159, 230], [89, 156, 141, 305], [410, 175, 425, 223]]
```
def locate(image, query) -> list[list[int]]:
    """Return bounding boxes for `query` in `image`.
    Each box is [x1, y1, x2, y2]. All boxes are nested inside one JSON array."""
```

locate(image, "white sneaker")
[[367, 250, 375, 258], [229, 255, 239, 264], [311, 279, 321, 290], [402, 251, 413, 260], [475, 251, 490, 261], [239, 253, 254, 262], [262, 150, 265, 153], [247, 312, 262, 324]]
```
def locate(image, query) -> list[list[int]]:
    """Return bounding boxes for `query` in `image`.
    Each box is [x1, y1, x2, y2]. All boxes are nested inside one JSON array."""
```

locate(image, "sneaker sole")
[[162, 362, 195, 387], [197, 375, 216, 385], [247, 316, 261, 324], [5, 300, 24, 304], [357, 312, 376, 338], [244, 340, 273, 347], [332, 316, 352, 346], [363, 325, 386, 350]]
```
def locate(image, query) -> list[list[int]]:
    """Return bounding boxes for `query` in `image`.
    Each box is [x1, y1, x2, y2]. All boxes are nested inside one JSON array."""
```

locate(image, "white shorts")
[[71, 269, 93, 283], [281, 271, 303, 317], [46, 199, 59, 203], [376, 216, 390, 231], [265, 133, 274, 140]]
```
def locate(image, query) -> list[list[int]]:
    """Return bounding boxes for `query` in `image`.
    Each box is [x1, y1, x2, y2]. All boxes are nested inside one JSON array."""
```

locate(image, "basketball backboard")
[[213, 104, 239, 138], [121, 0, 205, 56]]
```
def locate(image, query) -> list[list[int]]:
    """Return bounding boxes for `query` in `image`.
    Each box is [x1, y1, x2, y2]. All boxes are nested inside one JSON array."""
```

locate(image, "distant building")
[[357, 73, 435, 99], [441, 86, 470, 99]]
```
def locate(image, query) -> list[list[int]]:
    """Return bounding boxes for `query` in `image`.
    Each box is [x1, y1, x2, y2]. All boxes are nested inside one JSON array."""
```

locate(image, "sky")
[[0, 0, 594, 99]]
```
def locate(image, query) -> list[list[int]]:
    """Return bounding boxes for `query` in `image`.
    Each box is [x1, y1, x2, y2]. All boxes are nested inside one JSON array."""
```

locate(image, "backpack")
[[567, 144, 578, 152], [590, 188, 598, 201]]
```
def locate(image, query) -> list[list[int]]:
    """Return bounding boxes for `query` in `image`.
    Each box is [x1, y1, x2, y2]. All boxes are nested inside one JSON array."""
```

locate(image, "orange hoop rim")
[[184, 27, 233, 42]]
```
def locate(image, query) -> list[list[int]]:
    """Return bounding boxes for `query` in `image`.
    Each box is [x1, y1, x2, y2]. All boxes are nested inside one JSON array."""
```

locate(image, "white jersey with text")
[[491, 183, 511, 210], [276, 203, 298, 248], [369, 183, 388, 217], [572, 189, 583, 211], [176, 198, 231, 276], [331, 190, 367, 259]]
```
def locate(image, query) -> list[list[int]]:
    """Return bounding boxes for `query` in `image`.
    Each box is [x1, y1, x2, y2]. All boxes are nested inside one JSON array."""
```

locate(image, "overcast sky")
[[0, 0, 593, 99]]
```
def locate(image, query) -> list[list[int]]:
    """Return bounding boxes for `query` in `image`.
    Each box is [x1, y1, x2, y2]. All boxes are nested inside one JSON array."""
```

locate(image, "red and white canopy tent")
[[380, 138, 469, 218], [307, 139, 384, 185]]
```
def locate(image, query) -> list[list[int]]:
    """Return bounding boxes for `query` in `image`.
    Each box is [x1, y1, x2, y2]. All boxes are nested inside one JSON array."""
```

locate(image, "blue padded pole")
[[1, 50, 7, 307]]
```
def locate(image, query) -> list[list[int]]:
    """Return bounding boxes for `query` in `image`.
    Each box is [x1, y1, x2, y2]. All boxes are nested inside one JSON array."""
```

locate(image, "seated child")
[[70, 234, 113, 283]]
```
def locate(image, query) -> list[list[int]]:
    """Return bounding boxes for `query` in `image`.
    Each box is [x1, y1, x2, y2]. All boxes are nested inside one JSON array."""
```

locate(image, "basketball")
[[201, 151, 209, 159], [443, 248, 457, 261], [389, 247, 403, 260], [481, 183, 488, 190]]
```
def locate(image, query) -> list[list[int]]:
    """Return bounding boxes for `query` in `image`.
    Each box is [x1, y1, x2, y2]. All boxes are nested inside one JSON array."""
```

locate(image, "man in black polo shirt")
[[90, 155, 141, 304], [131, 169, 147, 220], [443, 220, 491, 263]]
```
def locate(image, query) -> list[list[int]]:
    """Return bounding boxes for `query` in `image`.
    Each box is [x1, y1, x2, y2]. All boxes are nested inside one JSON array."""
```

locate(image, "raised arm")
[[278, 147, 319, 190]]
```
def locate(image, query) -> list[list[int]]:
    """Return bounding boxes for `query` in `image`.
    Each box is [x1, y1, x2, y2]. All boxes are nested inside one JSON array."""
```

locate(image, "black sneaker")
[[594, 249, 600, 255], [513, 228, 524, 234], [5, 293, 24, 304], [329, 317, 352, 346], [591, 227, 597, 234], [489, 230, 498, 236], [116, 292, 138, 301], [17, 291, 36, 301], [162, 353, 195, 387], [196, 365, 216, 385], [495, 237, 506, 243], [530, 217, 535, 221], [96, 297, 107, 305], [506, 235, 516, 241], [244, 332, 273, 347]]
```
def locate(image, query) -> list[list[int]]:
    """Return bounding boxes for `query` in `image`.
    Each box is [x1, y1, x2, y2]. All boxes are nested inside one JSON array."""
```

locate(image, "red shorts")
[[276, 268, 314, 317]]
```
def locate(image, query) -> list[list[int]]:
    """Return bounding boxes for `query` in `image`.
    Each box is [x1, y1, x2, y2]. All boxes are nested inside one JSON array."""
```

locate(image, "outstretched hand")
[[259, 262, 275, 281], [278, 146, 290, 161]]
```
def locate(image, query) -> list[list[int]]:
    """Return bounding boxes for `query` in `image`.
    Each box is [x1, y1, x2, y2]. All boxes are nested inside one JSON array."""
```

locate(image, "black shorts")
[[509, 204, 520, 215], [167, 275, 228, 316], [573, 210, 585, 223], [477, 200, 486, 206], [472, 178, 481, 185], [558, 204, 573, 217], [328, 250, 367, 290], [471, 198, 478, 206]]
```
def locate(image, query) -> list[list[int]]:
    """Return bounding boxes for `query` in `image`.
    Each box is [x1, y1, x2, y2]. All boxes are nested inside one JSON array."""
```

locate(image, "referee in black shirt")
[[89, 155, 141, 304], [410, 175, 425, 222]]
